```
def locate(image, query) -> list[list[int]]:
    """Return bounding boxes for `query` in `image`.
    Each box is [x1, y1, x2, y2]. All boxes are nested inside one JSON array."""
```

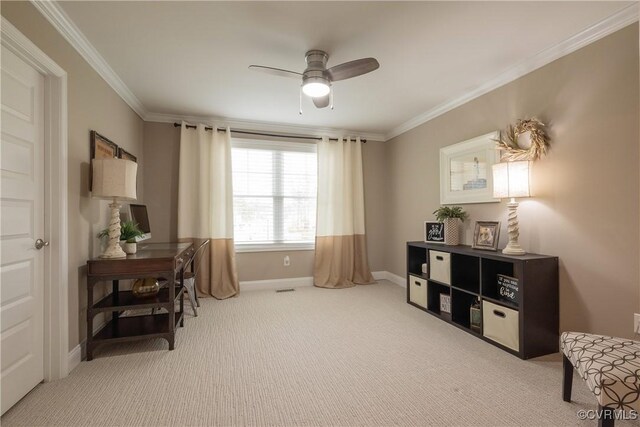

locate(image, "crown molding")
[[29, 1, 637, 141], [28, 0, 385, 141], [385, 3, 639, 141], [145, 111, 387, 141], [30, 0, 148, 119]]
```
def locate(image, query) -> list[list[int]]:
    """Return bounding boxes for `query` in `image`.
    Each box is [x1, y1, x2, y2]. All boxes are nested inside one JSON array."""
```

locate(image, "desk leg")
[[112, 280, 119, 323], [87, 278, 95, 361], [179, 268, 184, 327], [168, 273, 175, 350]]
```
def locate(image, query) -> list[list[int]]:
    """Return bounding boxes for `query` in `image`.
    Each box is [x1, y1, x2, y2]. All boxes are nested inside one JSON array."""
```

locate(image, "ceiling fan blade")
[[327, 58, 379, 82], [248, 65, 302, 79], [313, 94, 330, 108]]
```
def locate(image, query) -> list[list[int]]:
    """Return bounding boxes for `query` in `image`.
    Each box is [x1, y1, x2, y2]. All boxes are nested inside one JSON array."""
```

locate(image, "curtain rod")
[[173, 123, 367, 143]]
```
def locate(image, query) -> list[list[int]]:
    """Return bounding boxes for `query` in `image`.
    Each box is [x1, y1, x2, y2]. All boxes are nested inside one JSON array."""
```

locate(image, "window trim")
[[234, 242, 315, 253], [232, 138, 317, 252]]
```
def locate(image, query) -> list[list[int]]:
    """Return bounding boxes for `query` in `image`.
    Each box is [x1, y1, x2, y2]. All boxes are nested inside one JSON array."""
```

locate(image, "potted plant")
[[433, 206, 468, 245], [98, 221, 143, 254]]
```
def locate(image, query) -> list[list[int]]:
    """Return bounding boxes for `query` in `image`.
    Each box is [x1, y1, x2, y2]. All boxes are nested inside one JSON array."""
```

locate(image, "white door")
[[1, 45, 45, 414]]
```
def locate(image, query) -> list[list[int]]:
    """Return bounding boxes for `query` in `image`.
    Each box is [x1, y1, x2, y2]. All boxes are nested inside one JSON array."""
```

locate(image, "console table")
[[86, 241, 199, 360]]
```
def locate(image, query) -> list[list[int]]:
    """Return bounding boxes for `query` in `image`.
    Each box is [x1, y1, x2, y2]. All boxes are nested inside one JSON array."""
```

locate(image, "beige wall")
[[361, 139, 388, 272], [142, 122, 388, 281], [2, 2, 145, 351], [385, 24, 640, 338], [142, 122, 180, 243]]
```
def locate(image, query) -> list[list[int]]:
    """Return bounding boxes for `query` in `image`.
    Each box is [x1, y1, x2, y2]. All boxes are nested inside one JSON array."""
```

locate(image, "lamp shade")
[[92, 158, 137, 200], [492, 161, 531, 199]]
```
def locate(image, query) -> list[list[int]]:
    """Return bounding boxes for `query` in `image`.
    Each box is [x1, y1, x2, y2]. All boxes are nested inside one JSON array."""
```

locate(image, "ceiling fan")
[[249, 50, 379, 109]]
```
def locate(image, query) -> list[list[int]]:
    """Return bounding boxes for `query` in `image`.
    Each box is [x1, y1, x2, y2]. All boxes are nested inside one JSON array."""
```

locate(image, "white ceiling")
[[58, 1, 634, 138]]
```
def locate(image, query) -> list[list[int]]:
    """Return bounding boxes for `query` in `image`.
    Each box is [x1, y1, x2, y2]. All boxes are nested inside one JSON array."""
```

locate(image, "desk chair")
[[154, 240, 209, 317], [181, 241, 208, 316]]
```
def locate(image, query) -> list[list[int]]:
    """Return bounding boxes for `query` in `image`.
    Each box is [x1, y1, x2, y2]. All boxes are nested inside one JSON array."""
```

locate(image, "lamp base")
[[100, 244, 126, 259], [502, 243, 526, 256], [503, 199, 526, 256], [100, 199, 127, 259]]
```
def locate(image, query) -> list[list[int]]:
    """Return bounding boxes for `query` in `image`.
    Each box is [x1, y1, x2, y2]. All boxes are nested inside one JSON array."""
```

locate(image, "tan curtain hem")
[[187, 238, 239, 299], [313, 234, 375, 289]]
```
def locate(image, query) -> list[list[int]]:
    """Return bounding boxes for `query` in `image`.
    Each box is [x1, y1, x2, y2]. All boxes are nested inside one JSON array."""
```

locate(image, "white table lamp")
[[92, 158, 137, 258], [492, 161, 531, 255]]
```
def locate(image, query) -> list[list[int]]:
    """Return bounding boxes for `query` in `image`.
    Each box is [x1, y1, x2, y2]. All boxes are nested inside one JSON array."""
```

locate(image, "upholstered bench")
[[561, 332, 640, 427]]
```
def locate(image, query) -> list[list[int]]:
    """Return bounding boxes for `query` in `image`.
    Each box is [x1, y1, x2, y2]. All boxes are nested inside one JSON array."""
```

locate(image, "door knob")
[[35, 239, 49, 250]]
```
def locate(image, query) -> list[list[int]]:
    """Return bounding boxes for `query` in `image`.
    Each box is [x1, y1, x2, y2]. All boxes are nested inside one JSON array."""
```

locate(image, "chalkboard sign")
[[440, 294, 451, 314], [497, 274, 519, 304], [424, 221, 445, 243]]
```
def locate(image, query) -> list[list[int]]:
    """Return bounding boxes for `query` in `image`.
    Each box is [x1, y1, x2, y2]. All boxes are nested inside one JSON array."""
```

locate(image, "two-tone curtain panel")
[[314, 136, 375, 289], [178, 123, 239, 299]]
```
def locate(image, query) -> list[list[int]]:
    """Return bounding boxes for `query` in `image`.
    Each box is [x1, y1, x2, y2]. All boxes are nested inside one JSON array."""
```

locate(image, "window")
[[232, 139, 317, 251]]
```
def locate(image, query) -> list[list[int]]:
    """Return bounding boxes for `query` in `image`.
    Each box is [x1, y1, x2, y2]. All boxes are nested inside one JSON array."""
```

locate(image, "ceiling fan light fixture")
[[250, 50, 379, 109], [302, 77, 330, 97]]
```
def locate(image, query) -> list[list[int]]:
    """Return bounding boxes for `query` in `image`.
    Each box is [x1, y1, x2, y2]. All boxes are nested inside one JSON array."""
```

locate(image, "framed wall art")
[[90, 130, 118, 191], [439, 131, 500, 205], [118, 147, 138, 195], [472, 221, 501, 251], [118, 147, 137, 163]]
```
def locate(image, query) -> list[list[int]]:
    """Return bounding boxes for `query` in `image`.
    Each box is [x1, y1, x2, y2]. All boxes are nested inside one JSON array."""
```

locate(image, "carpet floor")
[[1, 281, 635, 426]]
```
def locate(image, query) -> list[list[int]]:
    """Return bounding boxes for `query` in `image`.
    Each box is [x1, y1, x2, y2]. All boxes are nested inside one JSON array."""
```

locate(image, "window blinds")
[[231, 140, 317, 246]]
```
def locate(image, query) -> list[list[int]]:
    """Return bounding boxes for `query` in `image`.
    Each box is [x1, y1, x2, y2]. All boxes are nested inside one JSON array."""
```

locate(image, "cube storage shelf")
[[406, 241, 559, 359]]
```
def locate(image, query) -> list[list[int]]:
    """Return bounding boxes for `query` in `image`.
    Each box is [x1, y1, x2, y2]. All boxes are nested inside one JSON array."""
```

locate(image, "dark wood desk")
[[86, 242, 195, 360]]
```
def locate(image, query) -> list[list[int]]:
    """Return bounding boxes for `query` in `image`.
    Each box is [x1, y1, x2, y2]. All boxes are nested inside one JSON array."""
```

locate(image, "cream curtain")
[[178, 123, 239, 299], [314, 136, 375, 288]]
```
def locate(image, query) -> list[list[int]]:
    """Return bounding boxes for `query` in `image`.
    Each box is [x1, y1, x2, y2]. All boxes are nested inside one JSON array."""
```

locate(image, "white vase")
[[122, 242, 137, 255], [443, 218, 461, 246]]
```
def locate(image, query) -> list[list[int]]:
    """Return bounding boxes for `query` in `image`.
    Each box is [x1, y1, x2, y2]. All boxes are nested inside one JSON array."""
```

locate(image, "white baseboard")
[[373, 271, 406, 288], [371, 271, 386, 281], [240, 276, 314, 292], [240, 271, 407, 292], [68, 316, 109, 371], [386, 272, 406, 288], [67, 344, 81, 373]]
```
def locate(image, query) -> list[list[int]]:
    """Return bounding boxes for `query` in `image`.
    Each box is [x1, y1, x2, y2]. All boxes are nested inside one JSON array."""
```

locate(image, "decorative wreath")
[[495, 118, 550, 161]]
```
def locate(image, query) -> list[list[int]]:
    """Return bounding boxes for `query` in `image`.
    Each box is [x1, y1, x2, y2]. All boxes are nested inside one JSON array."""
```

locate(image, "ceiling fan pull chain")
[[330, 87, 334, 110], [299, 85, 303, 115]]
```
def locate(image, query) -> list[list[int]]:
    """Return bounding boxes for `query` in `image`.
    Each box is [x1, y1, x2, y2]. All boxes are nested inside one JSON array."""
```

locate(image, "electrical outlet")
[[634, 313, 640, 335], [283, 256, 290, 267]]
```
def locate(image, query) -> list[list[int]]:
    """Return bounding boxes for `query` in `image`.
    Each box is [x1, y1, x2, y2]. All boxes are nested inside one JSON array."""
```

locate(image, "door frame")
[[2, 17, 69, 381]]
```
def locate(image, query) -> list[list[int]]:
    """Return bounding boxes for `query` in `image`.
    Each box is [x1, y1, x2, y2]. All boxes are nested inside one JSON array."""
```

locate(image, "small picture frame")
[[472, 221, 501, 251], [424, 221, 445, 244], [90, 130, 118, 191], [440, 293, 451, 314], [118, 147, 137, 163]]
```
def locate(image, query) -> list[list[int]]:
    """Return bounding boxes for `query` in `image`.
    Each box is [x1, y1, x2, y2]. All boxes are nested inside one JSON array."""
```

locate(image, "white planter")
[[122, 242, 137, 255], [443, 218, 461, 246]]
